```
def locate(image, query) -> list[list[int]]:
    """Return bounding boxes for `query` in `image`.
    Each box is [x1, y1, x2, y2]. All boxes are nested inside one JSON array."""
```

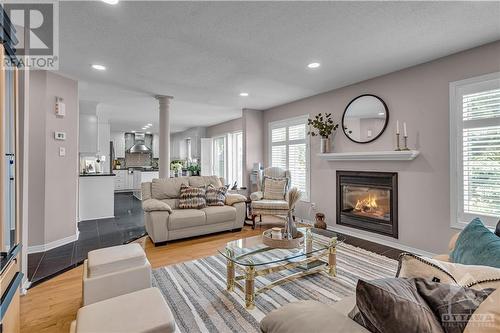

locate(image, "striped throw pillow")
[[263, 177, 288, 200], [178, 184, 206, 209], [206, 185, 227, 206]]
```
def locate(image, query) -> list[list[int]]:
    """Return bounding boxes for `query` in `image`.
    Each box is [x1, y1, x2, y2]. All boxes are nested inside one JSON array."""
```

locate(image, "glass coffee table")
[[218, 227, 345, 309]]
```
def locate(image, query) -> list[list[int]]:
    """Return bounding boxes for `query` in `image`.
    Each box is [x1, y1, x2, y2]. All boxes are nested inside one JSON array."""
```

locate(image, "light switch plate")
[[54, 131, 66, 140], [59, 147, 66, 156]]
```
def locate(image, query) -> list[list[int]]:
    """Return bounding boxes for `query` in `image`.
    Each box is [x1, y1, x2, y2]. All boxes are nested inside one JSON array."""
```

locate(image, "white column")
[[156, 95, 173, 178]]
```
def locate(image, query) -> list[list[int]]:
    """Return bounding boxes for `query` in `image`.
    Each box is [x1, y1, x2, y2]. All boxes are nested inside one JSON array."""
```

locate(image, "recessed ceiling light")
[[239, 92, 249, 97], [131, 130, 136, 133], [378, 112, 385, 116], [91, 64, 106, 71], [307, 62, 321, 69], [102, 0, 119, 4], [146, 132, 151, 134], [147, 123, 152, 126]]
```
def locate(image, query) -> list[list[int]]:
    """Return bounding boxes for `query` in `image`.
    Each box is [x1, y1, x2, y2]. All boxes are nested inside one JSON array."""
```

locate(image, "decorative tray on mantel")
[[318, 150, 419, 161], [262, 229, 304, 249]]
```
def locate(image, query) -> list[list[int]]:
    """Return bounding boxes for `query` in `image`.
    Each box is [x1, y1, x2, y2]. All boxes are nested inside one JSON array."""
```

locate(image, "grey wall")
[[263, 41, 500, 254], [206, 118, 242, 138], [28, 71, 79, 247], [171, 126, 207, 160], [243, 109, 264, 189]]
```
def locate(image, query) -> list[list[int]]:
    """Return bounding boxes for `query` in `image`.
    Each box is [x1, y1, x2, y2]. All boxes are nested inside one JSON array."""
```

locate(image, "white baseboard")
[[300, 219, 436, 258], [79, 215, 115, 222], [27, 233, 79, 254]]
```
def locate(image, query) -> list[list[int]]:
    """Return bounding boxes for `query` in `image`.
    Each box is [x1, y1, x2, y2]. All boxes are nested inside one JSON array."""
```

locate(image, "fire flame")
[[354, 194, 378, 212]]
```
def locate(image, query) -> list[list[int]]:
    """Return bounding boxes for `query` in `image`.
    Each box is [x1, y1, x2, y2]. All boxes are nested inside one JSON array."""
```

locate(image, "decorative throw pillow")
[[414, 278, 495, 333], [349, 278, 445, 333], [205, 184, 227, 206], [450, 218, 500, 269], [178, 184, 206, 209], [263, 177, 288, 200]]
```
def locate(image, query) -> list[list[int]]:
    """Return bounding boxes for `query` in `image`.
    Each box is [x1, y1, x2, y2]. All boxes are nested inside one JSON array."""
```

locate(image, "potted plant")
[[187, 163, 201, 176], [307, 113, 339, 153], [170, 161, 183, 177]]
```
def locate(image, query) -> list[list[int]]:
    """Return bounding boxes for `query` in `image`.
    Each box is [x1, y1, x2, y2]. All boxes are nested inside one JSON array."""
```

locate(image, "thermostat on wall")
[[54, 131, 66, 140]]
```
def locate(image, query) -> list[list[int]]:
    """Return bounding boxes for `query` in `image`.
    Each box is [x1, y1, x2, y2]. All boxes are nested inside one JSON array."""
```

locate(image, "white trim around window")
[[450, 71, 500, 230], [268, 115, 310, 202]]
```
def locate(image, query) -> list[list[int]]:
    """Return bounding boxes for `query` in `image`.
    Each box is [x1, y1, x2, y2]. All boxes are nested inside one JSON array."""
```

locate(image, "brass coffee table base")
[[226, 246, 337, 309]]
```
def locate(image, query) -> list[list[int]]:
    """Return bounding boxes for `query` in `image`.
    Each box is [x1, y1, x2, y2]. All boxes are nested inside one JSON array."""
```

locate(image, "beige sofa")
[[141, 176, 246, 245]]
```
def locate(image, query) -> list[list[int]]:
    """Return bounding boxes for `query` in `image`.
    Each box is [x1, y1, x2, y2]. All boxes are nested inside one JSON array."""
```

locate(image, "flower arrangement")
[[307, 113, 339, 139], [170, 162, 183, 173]]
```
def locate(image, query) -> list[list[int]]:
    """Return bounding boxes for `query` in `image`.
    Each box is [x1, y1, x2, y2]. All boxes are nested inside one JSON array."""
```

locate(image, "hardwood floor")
[[20, 227, 266, 333]]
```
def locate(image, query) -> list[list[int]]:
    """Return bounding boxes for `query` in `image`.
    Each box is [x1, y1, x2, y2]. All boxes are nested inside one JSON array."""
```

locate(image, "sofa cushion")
[[188, 175, 222, 188], [351, 278, 445, 333], [161, 198, 178, 209], [206, 185, 227, 206], [397, 253, 500, 290], [263, 177, 288, 200], [76, 288, 176, 333], [252, 199, 289, 210], [450, 218, 500, 268], [168, 209, 206, 230], [414, 278, 494, 333], [151, 177, 189, 199], [201, 206, 236, 224], [142, 199, 172, 213], [261, 300, 370, 333], [87, 243, 147, 278], [178, 184, 206, 209], [225, 193, 247, 206]]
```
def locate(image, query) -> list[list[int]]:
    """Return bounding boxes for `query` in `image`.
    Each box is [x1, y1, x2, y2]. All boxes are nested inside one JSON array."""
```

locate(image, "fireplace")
[[336, 171, 398, 238]]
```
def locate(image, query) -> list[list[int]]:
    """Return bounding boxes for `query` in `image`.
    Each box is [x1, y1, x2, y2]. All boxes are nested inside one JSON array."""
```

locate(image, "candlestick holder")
[[395, 133, 401, 151], [402, 136, 410, 151]]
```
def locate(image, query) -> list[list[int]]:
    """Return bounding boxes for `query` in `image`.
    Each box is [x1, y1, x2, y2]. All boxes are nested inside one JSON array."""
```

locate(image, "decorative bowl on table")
[[262, 228, 304, 249]]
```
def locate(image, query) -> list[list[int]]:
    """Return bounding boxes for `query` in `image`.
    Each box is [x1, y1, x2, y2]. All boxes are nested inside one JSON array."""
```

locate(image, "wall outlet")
[[59, 147, 66, 157]]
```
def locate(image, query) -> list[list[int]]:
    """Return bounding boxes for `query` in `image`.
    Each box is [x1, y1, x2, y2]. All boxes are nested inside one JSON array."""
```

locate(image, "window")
[[450, 72, 500, 229], [269, 115, 310, 201], [212, 132, 243, 186]]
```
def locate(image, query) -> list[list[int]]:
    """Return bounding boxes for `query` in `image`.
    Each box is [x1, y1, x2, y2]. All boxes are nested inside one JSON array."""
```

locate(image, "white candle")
[[396, 120, 400, 134], [403, 122, 407, 137]]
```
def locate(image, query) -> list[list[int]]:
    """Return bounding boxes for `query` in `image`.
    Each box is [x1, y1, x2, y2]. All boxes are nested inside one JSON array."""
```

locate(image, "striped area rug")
[[152, 243, 398, 333]]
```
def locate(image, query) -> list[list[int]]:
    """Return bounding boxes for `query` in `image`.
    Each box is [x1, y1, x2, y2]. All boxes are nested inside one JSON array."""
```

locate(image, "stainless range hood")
[[128, 133, 151, 154]]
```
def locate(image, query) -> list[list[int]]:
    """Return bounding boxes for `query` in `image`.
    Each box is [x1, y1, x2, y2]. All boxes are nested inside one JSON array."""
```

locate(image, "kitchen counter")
[[80, 173, 116, 177], [113, 167, 159, 172], [132, 170, 159, 200]]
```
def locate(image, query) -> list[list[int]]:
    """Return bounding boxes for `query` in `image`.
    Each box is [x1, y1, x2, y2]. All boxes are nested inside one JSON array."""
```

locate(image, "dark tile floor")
[[27, 192, 146, 287], [27, 192, 404, 287]]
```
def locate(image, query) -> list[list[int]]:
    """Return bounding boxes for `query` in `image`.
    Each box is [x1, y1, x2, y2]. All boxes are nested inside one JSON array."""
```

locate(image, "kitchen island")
[[133, 170, 159, 200], [79, 173, 115, 221]]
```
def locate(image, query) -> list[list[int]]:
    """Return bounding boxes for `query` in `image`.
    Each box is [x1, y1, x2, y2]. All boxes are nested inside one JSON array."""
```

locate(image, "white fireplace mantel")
[[317, 150, 420, 161]]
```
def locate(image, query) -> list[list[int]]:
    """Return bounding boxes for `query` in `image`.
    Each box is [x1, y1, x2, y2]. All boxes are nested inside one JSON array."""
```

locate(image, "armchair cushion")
[[142, 199, 173, 213], [225, 193, 247, 206], [250, 191, 263, 201], [251, 199, 289, 210], [263, 177, 288, 200]]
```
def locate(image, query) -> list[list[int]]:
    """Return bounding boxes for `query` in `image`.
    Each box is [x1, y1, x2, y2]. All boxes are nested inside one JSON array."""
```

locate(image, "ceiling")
[[58, 1, 500, 133]]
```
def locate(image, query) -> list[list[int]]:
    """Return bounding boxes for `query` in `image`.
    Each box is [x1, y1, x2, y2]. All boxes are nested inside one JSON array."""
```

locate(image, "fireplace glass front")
[[341, 185, 391, 222]]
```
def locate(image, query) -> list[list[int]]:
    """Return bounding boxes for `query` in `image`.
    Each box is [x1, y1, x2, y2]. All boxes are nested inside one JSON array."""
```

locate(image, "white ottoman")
[[74, 288, 177, 333], [83, 243, 152, 305]]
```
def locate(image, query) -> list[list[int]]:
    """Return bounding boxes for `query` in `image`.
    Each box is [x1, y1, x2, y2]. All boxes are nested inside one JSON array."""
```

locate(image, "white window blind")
[[450, 72, 500, 229], [269, 116, 310, 201]]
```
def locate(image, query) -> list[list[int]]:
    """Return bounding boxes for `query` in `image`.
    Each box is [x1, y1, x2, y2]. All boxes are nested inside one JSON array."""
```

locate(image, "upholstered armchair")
[[250, 167, 293, 229]]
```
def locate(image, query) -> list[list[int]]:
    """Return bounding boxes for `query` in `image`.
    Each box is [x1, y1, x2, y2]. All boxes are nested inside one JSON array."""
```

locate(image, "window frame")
[[268, 115, 310, 202], [212, 131, 243, 186], [449, 71, 500, 230]]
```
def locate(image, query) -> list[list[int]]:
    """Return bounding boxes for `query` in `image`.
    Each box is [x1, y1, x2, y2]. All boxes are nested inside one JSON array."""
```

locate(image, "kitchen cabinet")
[[113, 170, 134, 191], [111, 132, 125, 158], [133, 170, 159, 200], [79, 114, 98, 153]]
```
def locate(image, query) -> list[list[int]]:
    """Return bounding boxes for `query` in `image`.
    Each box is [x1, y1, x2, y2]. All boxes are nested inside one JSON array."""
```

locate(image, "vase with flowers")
[[307, 113, 339, 153]]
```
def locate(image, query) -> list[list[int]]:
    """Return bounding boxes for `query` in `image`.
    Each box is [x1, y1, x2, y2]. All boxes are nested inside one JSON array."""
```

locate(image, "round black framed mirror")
[[342, 94, 389, 144]]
